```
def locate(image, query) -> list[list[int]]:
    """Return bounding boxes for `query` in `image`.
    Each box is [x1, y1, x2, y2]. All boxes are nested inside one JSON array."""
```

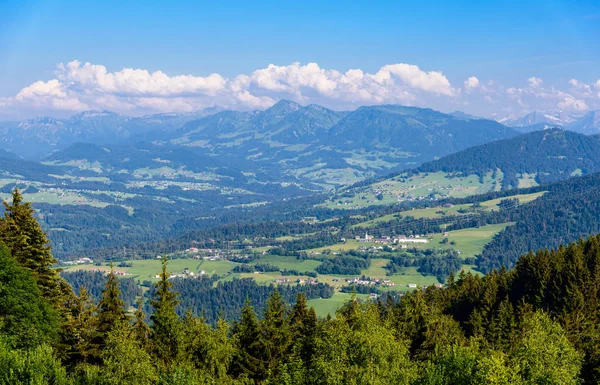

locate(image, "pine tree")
[[0, 188, 66, 307], [94, 265, 128, 359], [132, 298, 151, 350], [0, 244, 59, 348], [259, 291, 292, 380], [66, 286, 98, 366], [150, 256, 181, 366], [290, 293, 309, 336], [230, 297, 262, 379]]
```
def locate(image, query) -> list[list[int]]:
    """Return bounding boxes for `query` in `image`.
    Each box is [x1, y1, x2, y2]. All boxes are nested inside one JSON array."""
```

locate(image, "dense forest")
[[2, 188, 600, 384], [415, 129, 600, 188]]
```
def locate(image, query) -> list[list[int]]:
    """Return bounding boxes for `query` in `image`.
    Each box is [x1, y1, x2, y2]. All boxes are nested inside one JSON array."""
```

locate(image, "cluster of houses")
[[355, 232, 430, 245], [183, 247, 254, 261], [408, 283, 444, 290], [62, 257, 94, 266], [275, 277, 319, 285], [154, 268, 205, 280], [89, 268, 131, 276], [345, 276, 396, 287]]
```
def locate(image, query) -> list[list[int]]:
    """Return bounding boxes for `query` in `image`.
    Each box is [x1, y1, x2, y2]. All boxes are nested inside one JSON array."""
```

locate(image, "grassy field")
[[309, 220, 513, 260], [62, 258, 237, 281], [352, 191, 545, 228], [382, 266, 440, 289], [429, 223, 514, 258], [323, 171, 501, 209], [361, 258, 389, 277], [323, 170, 547, 210], [307, 292, 370, 317], [256, 255, 322, 272]]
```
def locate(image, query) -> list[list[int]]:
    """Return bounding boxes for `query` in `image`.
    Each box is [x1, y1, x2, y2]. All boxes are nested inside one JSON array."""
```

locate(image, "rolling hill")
[[324, 129, 600, 209], [166, 101, 519, 186], [0, 102, 524, 256], [416, 129, 600, 188]]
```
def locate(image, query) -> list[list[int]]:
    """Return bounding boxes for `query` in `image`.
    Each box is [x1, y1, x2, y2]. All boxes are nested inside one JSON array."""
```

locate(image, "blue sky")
[[0, 0, 599, 119]]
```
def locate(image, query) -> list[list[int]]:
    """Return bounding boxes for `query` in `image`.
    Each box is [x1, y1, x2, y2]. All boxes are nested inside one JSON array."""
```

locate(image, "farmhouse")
[[395, 238, 429, 244]]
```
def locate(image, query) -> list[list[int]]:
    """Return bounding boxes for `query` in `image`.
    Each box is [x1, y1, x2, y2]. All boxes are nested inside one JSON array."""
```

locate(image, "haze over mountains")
[[501, 109, 600, 134], [0, 101, 519, 185], [3, 100, 600, 257]]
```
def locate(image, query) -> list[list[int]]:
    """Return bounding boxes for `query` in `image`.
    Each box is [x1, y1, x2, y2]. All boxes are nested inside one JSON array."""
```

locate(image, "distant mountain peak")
[[268, 99, 302, 113], [74, 110, 120, 119], [449, 111, 481, 120]]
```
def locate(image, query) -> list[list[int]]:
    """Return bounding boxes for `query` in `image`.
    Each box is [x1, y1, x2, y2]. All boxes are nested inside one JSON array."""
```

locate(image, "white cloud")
[[528, 77, 543, 88], [557, 95, 588, 112], [0, 60, 459, 117], [1, 61, 599, 120], [464, 76, 480, 91]]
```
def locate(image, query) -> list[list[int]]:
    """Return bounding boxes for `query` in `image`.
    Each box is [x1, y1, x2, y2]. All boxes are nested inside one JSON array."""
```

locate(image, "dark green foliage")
[[150, 257, 183, 366], [94, 267, 128, 354], [477, 172, 600, 272], [417, 129, 600, 188], [316, 256, 370, 275], [61, 270, 142, 307], [0, 245, 59, 348], [145, 275, 334, 324], [0, 189, 66, 307]]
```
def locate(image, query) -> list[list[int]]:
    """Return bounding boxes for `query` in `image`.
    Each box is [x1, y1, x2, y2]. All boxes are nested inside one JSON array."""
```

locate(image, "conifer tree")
[[290, 292, 309, 333], [94, 265, 128, 361], [259, 291, 292, 380], [0, 244, 59, 348], [66, 286, 98, 366], [289, 293, 317, 365], [230, 297, 262, 379], [0, 188, 66, 307], [150, 256, 182, 366], [132, 298, 151, 349]]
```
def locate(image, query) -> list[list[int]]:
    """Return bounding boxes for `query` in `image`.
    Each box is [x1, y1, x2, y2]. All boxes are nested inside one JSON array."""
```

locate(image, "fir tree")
[[94, 265, 128, 360], [0, 188, 66, 307], [259, 291, 292, 380], [132, 298, 151, 350], [65, 286, 98, 366], [150, 256, 182, 366], [230, 297, 262, 379]]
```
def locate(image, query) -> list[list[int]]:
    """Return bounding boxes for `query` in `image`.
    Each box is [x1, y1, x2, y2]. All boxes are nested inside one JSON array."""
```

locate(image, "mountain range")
[[0, 108, 223, 158], [502, 110, 600, 134], [2, 101, 600, 259], [0, 100, 521, 186]]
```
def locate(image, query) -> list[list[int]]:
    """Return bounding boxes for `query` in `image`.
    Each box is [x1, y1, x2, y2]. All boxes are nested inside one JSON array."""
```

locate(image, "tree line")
[[2, 187, 599, 384]]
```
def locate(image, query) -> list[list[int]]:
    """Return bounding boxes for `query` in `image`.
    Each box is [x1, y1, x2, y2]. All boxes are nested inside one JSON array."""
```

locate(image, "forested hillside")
[[476, 171, 600, 272], [1, 185, 599, 384], [0, 102, 522, 258], [416, 129, 600, 188]]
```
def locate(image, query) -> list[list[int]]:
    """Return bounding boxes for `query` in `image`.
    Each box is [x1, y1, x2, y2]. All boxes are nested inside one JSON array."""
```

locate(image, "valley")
[[4, 103, 600, 320], [5, 105, 600, 318]]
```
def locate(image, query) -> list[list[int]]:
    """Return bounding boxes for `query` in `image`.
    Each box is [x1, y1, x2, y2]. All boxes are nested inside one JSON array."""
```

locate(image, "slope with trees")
[[2, 187, 600, 383]]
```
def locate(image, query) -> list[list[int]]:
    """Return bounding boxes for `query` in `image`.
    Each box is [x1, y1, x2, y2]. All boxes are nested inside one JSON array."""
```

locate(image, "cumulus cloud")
[[528, 77, 543, 88], [557, 95, 588, 112], [464, 76, 480, 91], [0, 60, 458, 118], [1, 61, 599, 120]]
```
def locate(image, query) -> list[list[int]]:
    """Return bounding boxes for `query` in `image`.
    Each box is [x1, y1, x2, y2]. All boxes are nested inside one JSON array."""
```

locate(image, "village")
[[355, 231, 430, 245]]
